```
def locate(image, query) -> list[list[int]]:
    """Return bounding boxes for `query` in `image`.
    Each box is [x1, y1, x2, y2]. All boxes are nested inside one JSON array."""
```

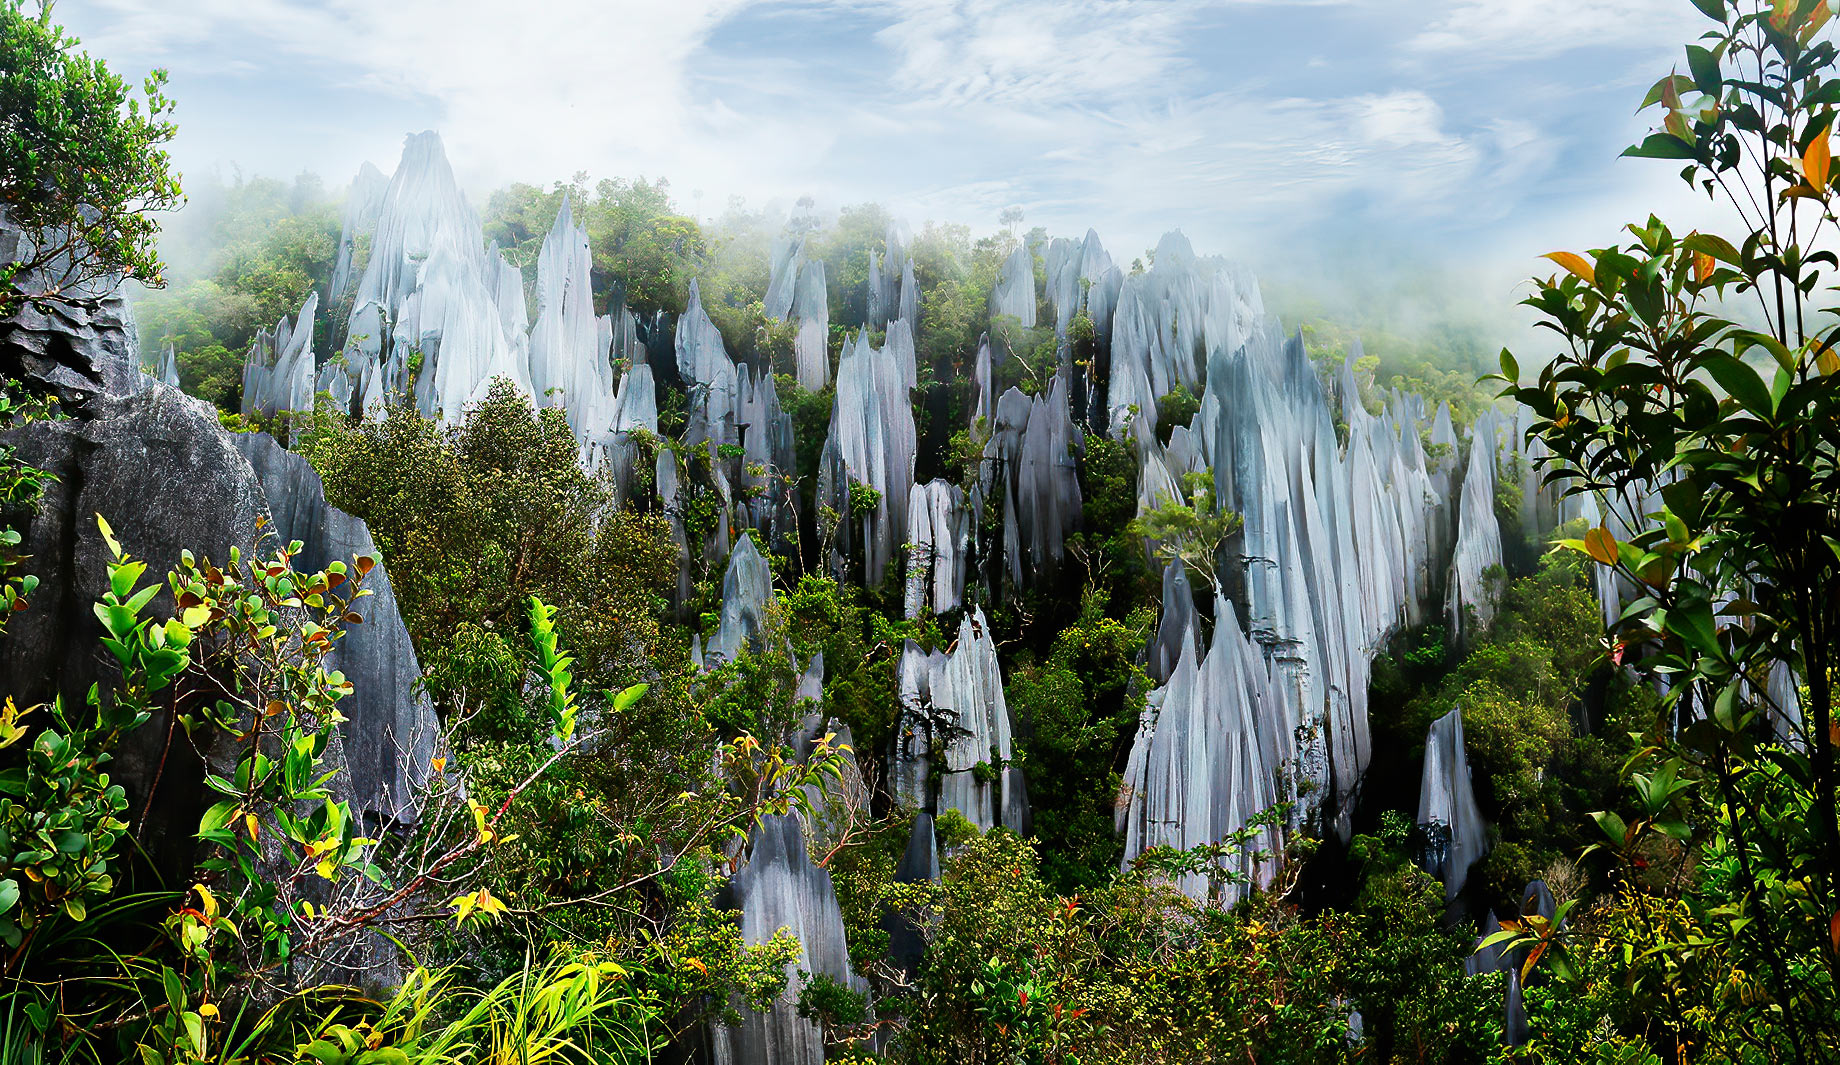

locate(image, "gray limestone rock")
[[330, 161, 389, 315], [0, 290, 143, 407], [347, 132, 533, 422], [992, 244, 1036, 328], [240, 292, 317, 421], [1416, 706, 1489, 901], [529, 195, 616, 457], [1117, 599, 1291, 904], [792, 258, 830, 392], [890, 611, 1028, 832], [704, 531, 773, 666], [1, 289, 437, 902], [230, 432, 439, 824], [710, 813, 867, 1065], [1147, 559, 1200, 686], [904, 479, 969, 619], [1447, 412, 1505, 646], [818, 328, 917, 586], [979, 375, 1082, 591]]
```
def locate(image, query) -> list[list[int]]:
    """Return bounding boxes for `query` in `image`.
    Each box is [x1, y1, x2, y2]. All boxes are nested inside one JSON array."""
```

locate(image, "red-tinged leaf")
[[1695, 251, 1715, 283], [1802, 1, 1832, 41], [1831, 911, 1840, 953], [1543, 251, 1596, 286]]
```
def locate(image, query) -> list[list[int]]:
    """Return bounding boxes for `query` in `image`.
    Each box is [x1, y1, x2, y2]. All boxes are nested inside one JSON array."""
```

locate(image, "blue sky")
[[55, 0, 1726, 316]]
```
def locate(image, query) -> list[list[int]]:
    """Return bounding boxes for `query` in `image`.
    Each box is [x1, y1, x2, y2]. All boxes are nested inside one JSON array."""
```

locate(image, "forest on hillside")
[[2, 1, 1838, 1063]]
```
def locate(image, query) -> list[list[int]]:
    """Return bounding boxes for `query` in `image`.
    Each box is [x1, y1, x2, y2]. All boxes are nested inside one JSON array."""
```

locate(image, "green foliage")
[[481, 174, 704, 318], [893, 828, 1502, 1064], [0, 1, 180, 312], [0, 387, 54, 635], [134, 173, 340, 409], [301, 382, 676, 724], [1008, 589, 1152, 892], [1125, 468, 1240, 596], [1153, 383, 1198, 442], [1293, 307, 1496, 428], [1493, 3, 1840, 1058], [849, 482, 883, 517], [798, 971, 871, 1051]]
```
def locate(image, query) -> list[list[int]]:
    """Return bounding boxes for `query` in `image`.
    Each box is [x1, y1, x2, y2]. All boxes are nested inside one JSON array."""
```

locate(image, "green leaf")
[[1687, 0, 1726, 20], [0, 879, 18, 916], [1592, 810, 1631, 848], [1686, 44, 1722, 94], [1700, 354, 1774, 418], [198, 800, 239, 836], [613, 683, 649, 713], [1625, 132, 1698, 160]]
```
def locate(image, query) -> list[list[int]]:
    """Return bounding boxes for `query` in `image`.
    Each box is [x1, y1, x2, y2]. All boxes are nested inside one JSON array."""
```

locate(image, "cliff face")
[[0, 276, 439, 893]]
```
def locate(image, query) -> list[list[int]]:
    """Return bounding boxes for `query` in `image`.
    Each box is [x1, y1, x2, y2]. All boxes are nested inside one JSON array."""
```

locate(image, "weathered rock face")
[[1102, 243, 1503, 888], [1416, 706, 1489, 901], [699, 531, 773, 667], [335, 131, 532, 422], [867, 224, 915, 331], [2, 274, 439, 893], [230, 432, 438, 823], [819, 327, 918, 587], [764, 235, 833, 393], [241, 291, 318, 422], [151, 341, 180, 389], [979, 375, 1083, 594], [1447, 411, 1505, 646], [1, 382, 266, 878], [330, 161, 389, 314], [0, 289, 143, 405], [891, 610, 1029, 832], [710, 813, 867, 1065], [1118, 598, 1292, 904], [904, 479, 969, 619], [992, 243, 1037, 328], [528, 195, 617, 457], [1146, 559, 1201, 686]]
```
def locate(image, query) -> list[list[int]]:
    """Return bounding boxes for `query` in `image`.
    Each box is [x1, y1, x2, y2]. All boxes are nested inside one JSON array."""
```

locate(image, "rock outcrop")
[[1, 281, 438, 886], [1118, 599, 1292, 904], [710, 813, 867, 1065], [1416, 706, 1489, 901], [891, 610, 1029, 832], [819, 327, 918, 586]]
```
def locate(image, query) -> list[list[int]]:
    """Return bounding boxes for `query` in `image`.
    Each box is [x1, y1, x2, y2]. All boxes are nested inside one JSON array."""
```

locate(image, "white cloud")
[[1409, 0, 1702, 61], [47, 0, 1721, 300]]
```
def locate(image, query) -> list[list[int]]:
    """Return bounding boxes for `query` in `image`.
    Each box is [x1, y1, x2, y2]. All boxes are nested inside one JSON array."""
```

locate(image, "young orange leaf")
[[1805, 125, 1831, 190], [1543, 251, 1596, 286], [1584, 526, 1619, 566]]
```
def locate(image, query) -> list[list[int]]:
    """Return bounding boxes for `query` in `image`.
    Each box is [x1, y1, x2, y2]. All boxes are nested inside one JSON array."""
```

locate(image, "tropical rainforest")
[[1, 1, 1838, 1063]]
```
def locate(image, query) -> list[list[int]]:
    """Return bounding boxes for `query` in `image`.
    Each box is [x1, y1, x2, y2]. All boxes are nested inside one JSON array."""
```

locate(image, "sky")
[[52, 0, 1729, 328]]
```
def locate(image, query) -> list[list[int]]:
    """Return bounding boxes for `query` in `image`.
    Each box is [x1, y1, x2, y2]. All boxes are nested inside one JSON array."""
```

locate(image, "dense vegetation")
[[3, 0, 1839, 1062]]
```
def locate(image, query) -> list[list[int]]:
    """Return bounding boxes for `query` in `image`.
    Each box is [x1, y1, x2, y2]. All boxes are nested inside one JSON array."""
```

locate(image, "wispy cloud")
[[1408, 0, 1701, 61], [52, 0, 1720, 298]]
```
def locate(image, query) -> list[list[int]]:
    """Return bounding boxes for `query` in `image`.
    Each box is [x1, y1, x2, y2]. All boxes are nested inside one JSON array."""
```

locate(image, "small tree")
[[0, 0, 181, 313], [1128, 469, 1242, 596], [1497, 1, 1840, 1057]]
